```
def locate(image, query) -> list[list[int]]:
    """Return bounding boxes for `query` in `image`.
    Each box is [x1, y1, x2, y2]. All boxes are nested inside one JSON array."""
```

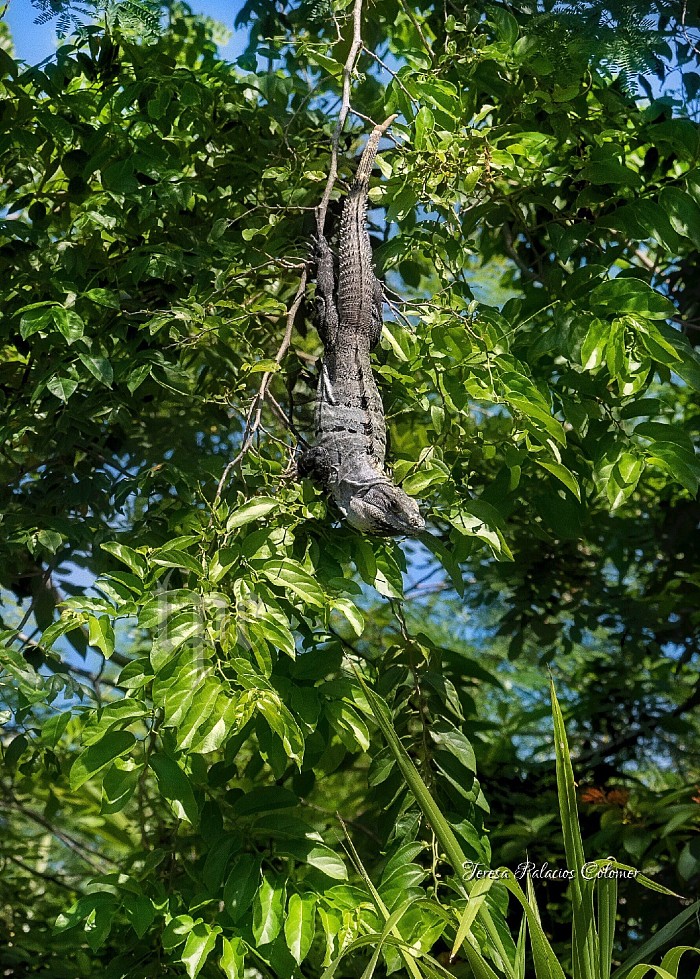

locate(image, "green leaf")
[[151, 546, 203, 575], [244, 603, 296, 658], [430, 721, 476, 773], [127, 362, 151, 392], [285, 893, 317, 965], [634, 422, 694, 450], [253, 874, 285, 945], [78, 353, 114, 386], [610, 902, 700, 979], [589, 278, 675, 320], [550, 678, 597, 979], [597, 869, 617, 979], [581, 318, 608, 371], [580, 159, 641, 186], [84, 898, 115, 951], [123, 893, 155, 939], [181, 921, 219, 979], [41, 711, 71, 747], [357, 673, 515, 973], [617, 451, 643, 484], [70, 730, 135, 790], [88, 614, 115, 657], [645, 443, 700, 495], [47, 375, 79, 401], [209, 546, 239, 584], [260, 559, 325, 608], [52, 307, 84, 344], [84, 288, 121, 308], [332, 596, 365, 637], [634, 422, 700, 493], [101, 542, 148, 577], [226, 496, 279, 530], [306, 50, 343, 78], [175, 679, 221, 750], [401, 466, 449, 496], [451, 877, 494, 960], [278, 840, 348, 880], [414, 105, 434, 150], [326, 700, 370, 752], [223, 853, 262, 923], [37, 529, 63, 553], [635, 319, 682, 364], [83, 699, 147, 746], [535, 460, 581, 501], [606, 317, 626, 378], [220, 937, 246, 979], [373, 546, 405, 598], [162, 915, 194, 951], [659, 186, 700, 247], [149, 753, 199, 825], [101, 762, 141, 814], [491, 7, 519, 44], [102, 159, 138, 193], [5, 733, 28, 769], [257, 692, 305, 764], [20, 307, 54, 339], [619, 398, 663, 419]]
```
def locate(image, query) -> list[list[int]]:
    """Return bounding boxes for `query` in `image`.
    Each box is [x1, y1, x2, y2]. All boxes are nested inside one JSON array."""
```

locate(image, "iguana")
[[301, 123, 425, 537]]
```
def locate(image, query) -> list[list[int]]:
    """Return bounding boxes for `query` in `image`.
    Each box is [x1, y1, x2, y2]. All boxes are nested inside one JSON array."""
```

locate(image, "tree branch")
[[316, 0, 365, 236]]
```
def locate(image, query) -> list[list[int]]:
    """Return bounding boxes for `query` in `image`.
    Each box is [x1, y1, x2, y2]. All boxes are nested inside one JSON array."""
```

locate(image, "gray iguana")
[[301, 123, 425, 537]]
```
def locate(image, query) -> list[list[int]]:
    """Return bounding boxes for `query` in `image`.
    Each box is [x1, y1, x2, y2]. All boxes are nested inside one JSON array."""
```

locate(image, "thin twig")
[[5, 853, 78, 892], [680, 0, 700, 59], [6, 798, 116, 872], [214, 269, 308, 504], [265, 390, 309, 447], [398, 0, 433, 56], [362, 43, 419, 108], [634, 247, 656, 271], [385, 296, 421, 333], [301, 800, 382, 844], [349, 106, 384, 128]]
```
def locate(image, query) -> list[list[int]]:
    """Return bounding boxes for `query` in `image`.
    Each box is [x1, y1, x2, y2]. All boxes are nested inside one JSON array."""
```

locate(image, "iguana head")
[[344, 481, 425, 537]]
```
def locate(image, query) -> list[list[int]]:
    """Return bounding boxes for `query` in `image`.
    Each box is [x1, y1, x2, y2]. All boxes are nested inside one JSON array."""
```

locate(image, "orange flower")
[[580, 787, 606, 804]]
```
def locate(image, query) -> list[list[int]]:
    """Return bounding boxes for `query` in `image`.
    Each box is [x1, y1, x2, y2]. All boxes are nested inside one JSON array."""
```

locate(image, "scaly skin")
[[301, 124, 425, 537]]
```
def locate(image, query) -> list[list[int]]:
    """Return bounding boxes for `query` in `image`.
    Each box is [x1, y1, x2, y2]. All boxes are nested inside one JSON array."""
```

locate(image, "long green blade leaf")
[[551, 677, 597, 979], [597, 866, 617, 979], [357, 671, 516, 979], [611, 902, 700, 979]]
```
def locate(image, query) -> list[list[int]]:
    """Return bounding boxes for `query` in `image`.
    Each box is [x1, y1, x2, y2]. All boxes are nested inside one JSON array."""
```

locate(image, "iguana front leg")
[[313, 234, 339, 350]]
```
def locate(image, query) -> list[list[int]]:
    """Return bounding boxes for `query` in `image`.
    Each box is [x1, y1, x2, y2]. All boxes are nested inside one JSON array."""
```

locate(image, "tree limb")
[[316, 0, 365, 236]]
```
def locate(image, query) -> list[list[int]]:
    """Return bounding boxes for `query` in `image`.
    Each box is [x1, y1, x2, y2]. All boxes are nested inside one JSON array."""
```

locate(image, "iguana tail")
[[350, 114, 398, 192]]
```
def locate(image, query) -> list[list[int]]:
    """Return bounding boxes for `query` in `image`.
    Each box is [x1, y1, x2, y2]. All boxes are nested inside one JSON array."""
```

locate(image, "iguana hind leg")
[[313, 234, 339, 349], [369, 277, 384, 350]]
